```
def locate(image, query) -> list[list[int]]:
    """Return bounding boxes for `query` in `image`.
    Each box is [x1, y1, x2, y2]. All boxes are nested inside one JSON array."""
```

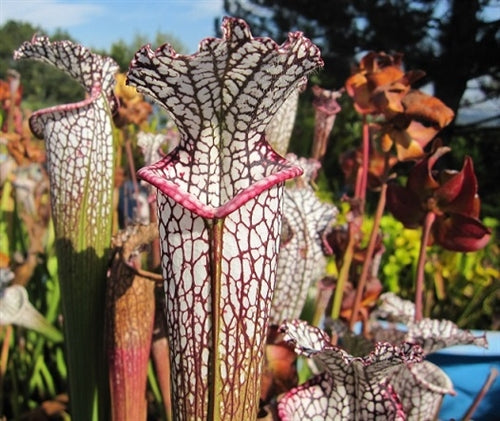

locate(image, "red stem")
[[415, 212, 436, 321], [348, 182, 387, 330], [333, 118, 370, 321], [463, 368, 499, 421], [355, 118, 370, 204]]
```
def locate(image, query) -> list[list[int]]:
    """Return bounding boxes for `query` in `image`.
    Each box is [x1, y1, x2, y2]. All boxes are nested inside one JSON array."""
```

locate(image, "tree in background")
[[107, 32, 186, 72], [222, 0, 499, 122], [0, 21, 186, 106], [0, 20, 84, 108], [221, 0, 500, 218]]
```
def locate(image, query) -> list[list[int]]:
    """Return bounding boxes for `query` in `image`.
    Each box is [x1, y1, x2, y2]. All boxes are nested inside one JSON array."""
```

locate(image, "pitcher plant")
[[14, 37, 118, 421], [126, 17, 323, 420]]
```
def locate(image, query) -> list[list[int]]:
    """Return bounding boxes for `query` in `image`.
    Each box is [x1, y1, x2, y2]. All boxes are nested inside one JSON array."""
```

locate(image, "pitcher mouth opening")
[[138, 144, 303, 219]]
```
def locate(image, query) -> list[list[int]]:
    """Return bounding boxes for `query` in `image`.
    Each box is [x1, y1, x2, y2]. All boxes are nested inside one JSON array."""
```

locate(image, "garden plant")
[[1, 16, 499, 421]]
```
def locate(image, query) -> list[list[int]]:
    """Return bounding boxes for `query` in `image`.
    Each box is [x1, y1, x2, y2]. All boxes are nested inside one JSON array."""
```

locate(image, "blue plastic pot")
[[426, 330, 500, 420]]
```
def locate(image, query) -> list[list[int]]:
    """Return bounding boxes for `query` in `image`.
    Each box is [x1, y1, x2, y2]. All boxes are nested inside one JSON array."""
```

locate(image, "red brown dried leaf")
[[387, 144, 491, 251]]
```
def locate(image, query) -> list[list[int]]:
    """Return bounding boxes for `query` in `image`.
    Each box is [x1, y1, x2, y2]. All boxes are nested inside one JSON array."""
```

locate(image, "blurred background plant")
[[372, 213, 498, 329], [0, 71, 68, 417]]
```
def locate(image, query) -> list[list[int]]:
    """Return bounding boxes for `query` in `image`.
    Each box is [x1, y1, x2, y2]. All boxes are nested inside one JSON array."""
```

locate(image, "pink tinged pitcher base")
[[158, 185, 284, 420]]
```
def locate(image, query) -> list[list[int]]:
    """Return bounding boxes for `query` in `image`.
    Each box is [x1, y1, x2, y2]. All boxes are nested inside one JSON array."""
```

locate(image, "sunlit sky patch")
[[1, 0, 224, 53]]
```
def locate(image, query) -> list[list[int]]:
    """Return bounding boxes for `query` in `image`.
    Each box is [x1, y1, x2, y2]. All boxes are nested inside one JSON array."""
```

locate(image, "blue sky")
[[2, 0, 498, 123], [1, 0, 225, 53]]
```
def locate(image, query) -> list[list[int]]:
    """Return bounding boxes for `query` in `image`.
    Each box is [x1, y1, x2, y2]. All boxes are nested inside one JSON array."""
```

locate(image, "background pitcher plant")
[[127, 17, 323, 420], [14, 37, 118, 421]]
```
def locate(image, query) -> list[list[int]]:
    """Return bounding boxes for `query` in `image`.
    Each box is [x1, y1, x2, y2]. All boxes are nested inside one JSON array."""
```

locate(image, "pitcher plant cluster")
[[0, 16, 495, 421]]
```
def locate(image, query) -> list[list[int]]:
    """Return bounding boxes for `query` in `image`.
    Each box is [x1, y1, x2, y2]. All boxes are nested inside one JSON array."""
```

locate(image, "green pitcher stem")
[[331, 229, 356, 320], [56, 161, 113, 421], [57, 241, 110, 421], [415, 212, 435, 321]]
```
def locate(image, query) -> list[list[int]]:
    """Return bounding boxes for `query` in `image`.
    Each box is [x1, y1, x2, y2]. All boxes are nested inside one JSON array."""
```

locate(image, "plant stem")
[[331, 225, 356, 320], [355, 117, 370, 204], [0, 324, 12, 416], [57, 242, 110, 421], [349, 182, 387, 330], [124, 136, 140, 201], [462, 368, 498, 421], [360, 119, 370, 202], [311, 277, 335, 327], [331, 116, 370, 320], [331, 118, 369, 321], [415, 212, 435, 321]]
